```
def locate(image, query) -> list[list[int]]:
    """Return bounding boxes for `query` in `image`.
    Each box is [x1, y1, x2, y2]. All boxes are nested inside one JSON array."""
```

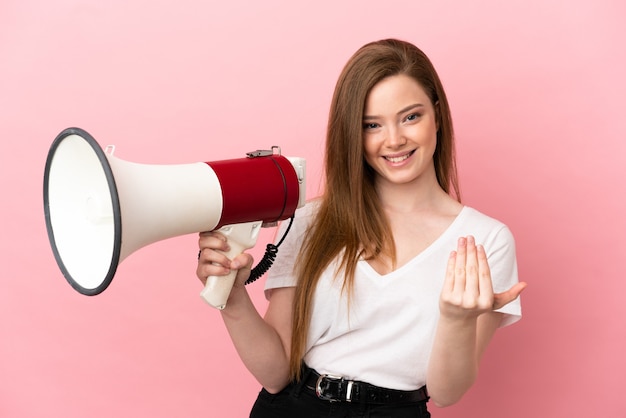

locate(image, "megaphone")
[[43, 127, 305, 309]]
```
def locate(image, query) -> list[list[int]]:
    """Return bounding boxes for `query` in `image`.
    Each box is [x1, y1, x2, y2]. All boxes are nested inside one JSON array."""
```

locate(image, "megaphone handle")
[[200, 221, 262, 310]]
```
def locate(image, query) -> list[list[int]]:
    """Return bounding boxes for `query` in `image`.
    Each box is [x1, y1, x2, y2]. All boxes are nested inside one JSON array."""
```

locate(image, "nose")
[[385, 125, 406, 148]]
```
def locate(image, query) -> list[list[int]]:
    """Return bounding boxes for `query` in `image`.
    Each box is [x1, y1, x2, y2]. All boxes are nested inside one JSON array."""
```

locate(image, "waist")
[[301, 364, 429, 405]]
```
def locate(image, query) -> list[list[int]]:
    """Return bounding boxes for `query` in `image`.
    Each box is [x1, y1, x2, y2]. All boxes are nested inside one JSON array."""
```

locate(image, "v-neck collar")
[[358, 206, 470, 280]]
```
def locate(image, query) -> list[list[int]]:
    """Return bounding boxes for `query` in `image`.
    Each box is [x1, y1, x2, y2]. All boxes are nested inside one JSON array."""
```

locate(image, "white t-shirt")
[[265, 201, 522, 391]]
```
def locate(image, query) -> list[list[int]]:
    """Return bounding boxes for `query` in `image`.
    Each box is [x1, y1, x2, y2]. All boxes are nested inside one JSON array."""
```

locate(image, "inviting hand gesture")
[[440, 236, 526, 320]]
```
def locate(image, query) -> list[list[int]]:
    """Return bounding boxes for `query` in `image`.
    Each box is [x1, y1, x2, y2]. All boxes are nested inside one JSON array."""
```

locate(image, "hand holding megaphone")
[[43, 128, 305, 307], [199, 221, 261, 309], [197, 221, 260, 309]]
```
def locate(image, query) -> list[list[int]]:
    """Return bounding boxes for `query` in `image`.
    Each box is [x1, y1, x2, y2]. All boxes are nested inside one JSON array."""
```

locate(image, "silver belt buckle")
[[315, 374, 343, 402]]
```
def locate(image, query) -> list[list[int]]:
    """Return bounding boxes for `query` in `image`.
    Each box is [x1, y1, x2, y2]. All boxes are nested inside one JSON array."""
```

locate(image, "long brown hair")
[[289, 39, 460, 379]]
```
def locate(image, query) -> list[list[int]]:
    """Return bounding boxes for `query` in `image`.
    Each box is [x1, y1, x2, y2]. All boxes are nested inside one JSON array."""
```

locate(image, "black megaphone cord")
[[245, 215, 295, 285]]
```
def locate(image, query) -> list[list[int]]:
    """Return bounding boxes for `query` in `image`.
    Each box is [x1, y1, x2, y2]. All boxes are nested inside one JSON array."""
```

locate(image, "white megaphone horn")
[[43, 127, 306, 309]]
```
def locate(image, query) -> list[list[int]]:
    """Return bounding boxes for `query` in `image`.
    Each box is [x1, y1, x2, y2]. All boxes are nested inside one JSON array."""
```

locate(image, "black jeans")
[[249, 379, 430, 418]]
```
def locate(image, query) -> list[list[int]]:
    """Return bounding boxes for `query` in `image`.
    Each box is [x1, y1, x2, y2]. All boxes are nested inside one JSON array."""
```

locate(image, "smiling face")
[[363, 73, 439, 189]]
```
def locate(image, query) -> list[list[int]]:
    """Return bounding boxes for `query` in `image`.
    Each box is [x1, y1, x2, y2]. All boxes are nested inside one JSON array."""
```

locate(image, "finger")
[[230, 253, 254, 270], [476, 243, 494, 308], [196, 254, 231, 279], [196, 262, 229, 286], [196, 232, 236, 286], [442, 250, 457, 295], [199, 230, 226, 239], [198, 234, 231, 266], [198, 248, 232, 269], [231, 253, 254, 287], [198, 234, 230, 253], [464, 236, 479, 300], [476, 244, 493, 294], [454, 237, 467, 293], [492, 282, 527, 310]]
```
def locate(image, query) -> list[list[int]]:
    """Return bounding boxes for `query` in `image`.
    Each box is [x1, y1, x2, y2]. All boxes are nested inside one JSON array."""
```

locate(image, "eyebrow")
[[363, 103, 425, 120]]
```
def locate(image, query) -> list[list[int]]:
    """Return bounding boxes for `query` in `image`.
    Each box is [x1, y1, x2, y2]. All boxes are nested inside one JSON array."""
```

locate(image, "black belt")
[[302, 365, 429, 405]]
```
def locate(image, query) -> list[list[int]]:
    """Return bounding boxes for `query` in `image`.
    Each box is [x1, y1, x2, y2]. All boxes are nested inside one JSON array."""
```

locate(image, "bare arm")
[[426, 236, 526, 407], [197, 232, 294, 393]]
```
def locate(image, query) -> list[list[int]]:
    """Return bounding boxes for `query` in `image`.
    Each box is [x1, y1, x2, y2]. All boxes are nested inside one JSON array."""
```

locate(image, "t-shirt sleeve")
[[485, 224, 522, 327], [263, 203, 314, 299]]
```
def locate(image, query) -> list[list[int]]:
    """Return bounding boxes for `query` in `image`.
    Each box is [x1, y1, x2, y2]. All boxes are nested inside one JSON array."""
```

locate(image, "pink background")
[[2, 1, 625, 416]]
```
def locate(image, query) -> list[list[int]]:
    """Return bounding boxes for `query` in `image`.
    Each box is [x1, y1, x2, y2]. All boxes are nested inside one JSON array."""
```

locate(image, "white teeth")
[[385, 153, 410, 163]]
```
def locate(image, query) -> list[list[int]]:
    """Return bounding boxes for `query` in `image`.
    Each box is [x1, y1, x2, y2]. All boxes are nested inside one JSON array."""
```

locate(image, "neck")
[[375, 168, 451, 214]]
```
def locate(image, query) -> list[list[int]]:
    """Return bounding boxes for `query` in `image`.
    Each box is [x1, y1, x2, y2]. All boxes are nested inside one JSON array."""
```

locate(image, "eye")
[[405, 113, 421, 122], [363, 122, 380, 130]]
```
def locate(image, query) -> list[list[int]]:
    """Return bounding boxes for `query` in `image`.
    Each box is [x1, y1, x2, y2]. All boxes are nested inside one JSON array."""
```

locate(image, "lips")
[[383, 149, 415, 163]]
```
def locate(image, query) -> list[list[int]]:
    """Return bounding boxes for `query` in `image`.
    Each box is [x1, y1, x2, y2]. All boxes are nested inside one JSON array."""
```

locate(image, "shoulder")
[[461, 206, 506, 226], [460, 206, 513, 239], [284, 199, 320, 237], [456, 206, 517, 259], [264, 200, 320, 294], [296, 198, 321, 219]]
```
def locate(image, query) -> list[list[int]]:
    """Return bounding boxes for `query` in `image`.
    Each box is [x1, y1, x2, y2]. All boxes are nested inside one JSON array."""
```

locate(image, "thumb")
[[230, 253, 253, 270], [230, 253, 254, 287], [493, 282, 527, 310]]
